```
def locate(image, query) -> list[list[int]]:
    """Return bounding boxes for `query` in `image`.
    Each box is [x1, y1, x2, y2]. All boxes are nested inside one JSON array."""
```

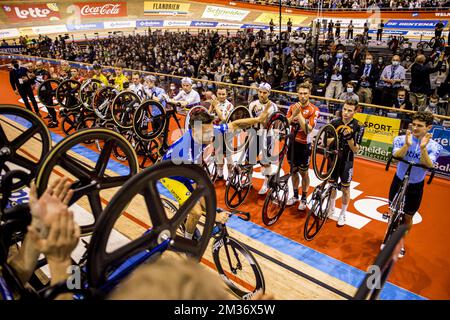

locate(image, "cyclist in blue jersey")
[[387, 111, 442, 258], [162, 104, 273, 239]]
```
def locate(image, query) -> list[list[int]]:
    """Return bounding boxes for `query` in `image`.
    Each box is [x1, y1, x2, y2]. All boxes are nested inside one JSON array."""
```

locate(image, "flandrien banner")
[[201, 5, 250, 22], [354, 113, 401, 162], [144, 1, 190, 15]]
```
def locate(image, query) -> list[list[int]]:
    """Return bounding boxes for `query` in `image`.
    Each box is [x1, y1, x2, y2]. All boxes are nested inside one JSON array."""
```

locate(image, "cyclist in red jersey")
[[286, 82, 320, 210]]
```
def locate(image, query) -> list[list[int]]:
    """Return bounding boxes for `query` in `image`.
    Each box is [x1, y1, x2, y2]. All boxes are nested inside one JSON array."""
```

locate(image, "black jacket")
[[326, 57, 352, 85], [410, 60, 443, 95], [356, 63, 379, 89], [9, 67, 33, 91]]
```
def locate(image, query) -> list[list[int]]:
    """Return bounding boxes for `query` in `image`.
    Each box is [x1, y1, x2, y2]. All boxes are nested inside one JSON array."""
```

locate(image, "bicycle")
[[417, 34, 446, 50], [381, 155, 435, 247], [161, 198, 265, 300]]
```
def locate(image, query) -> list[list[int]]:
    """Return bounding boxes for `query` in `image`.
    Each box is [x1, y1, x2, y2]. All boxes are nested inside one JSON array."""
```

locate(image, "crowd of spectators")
[[246, 0, 450, 9], [18, 27, 450, 117]]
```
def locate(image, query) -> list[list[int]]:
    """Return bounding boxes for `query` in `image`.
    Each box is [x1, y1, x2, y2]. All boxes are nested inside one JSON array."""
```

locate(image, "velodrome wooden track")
[[1, 71, 450, 300]]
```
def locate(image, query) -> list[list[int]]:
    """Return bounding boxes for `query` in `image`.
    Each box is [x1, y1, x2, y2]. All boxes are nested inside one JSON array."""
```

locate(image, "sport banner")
[[354, 113, 401, 162], [430, 125, 450, 178], [144, 1, 190, 15]]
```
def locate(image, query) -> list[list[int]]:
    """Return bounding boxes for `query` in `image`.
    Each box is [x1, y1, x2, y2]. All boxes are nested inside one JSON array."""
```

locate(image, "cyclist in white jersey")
[[129, 73, 146, 100], [166, 77, 201, 109], [209, 86, 235, 179], [386, 111, 442, 258], [248, 83, 278, 195]]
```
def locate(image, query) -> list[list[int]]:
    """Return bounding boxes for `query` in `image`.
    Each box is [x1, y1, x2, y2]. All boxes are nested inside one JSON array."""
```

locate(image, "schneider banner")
[[430, 125, 450, 178], [354, 113, 401, 162]]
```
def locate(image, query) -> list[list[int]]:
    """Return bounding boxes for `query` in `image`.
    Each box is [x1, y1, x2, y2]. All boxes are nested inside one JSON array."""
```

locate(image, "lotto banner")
[[354, 113, 401, 162], [2, 3, 61, 23], [430, 126, 450, 178], [144, 1, 190, 15]]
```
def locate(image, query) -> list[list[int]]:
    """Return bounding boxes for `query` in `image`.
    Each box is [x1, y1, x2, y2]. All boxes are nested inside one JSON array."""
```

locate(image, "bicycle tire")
[[261, 184, 288, 226], [37, 79, 60, 108], [304, 184, 330, 241], [225, 165, 252, 209], [56, 79, 82, 110], [212, 236, 265, 300]]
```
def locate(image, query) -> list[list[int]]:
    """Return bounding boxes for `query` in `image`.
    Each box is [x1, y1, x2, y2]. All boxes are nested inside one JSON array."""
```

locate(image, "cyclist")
[[161, 104, 272, 240], [92, 63, 108, 85], [143, 75, 168, 148], [286, 82, 320, 211], [129, 73, 146, 100], [386, 111, 442, 258], [327, 98, 364, 227], [113, 65, 129, 91], [166, 77, 201, 109], [208, 86, 235, 179]]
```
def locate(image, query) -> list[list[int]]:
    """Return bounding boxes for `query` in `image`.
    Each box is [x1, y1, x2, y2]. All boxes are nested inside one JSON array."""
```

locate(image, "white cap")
[[258, 82, 271, 92], [181, 77, 193, 85], [145, 75, 156, 82]]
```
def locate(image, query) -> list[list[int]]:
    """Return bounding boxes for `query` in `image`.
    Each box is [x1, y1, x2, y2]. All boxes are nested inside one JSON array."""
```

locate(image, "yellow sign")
[[144, 1, 190, 15], [254, 13, 307, 25], [18, 27, 36, 37], [354, 113, 401, 144]]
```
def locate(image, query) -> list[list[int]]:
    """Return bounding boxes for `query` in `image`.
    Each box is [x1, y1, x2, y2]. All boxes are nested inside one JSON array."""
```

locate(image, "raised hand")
[[405, 129, 412, 146], [420, 133, 432, 149]]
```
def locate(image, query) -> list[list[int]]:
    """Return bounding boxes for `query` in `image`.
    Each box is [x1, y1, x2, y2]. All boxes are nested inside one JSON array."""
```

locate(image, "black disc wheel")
[[261, 178, 288, 226], [225, 106, 251, 155], [56, 79, 82, 110], [86, 161, 217, 289], [213, 237, 265, 300], [37, 79, 60, 108], [35, 128, 139, 235], [80, 78, 103, 111], [111, 91, 141, 129], [312, 124, 339, 181], [303, 183, 331, 241], [133, 100, 166, 141], [92, 86, 118, 121], [0, 105, 51, 191], [225, 164, 253, 209]]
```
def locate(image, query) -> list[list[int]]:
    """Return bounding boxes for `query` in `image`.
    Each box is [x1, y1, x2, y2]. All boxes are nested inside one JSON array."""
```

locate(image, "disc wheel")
[[225, 164, 253, 209], [37, 79, 60, 108], [86, 161, 217, 289], [312, 124, 339, 181], [111, 91, 141, 129], [0, 105, 51, 191], [133, 100, 166, 141], [304, 183, 331, 241], [92, 86, 118, 121], [56, 79, 82, 110], [261, 177, 288, 226], [35, 128, 139, 235], [80, 78, 103, 111]]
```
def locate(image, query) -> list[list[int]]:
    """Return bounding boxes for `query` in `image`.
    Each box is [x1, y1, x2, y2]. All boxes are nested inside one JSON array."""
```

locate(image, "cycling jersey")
[[287, 102, 320, 144], [248, 100, 278, 131], [92, 73, 108, 86], [330, 118, 365, 162], [145, 86, 167, 108], [172, 89, 201, 108], [211, 100, 234, 121], [392, 135, 442, 184], [129, 83, 147, 100], [114, 74, 129, 91]]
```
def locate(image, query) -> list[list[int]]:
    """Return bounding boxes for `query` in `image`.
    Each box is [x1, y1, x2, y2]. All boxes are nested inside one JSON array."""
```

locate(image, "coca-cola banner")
[[2, 3, 61, 23], [74, 2, 127, 18]]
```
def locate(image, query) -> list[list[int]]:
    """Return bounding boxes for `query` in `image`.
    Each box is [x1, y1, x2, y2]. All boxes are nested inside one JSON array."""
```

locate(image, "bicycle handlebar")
[[385, 155, 435, 185], [216, 208, 250, 221]]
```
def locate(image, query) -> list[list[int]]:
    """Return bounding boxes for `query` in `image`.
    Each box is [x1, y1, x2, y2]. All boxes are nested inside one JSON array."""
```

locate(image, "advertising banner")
[[354, 113, 401, 162], [2, 3, 61, 23], [241, 24, 269, 30], [385, 20, 447, 29], [32, 24, 68, 35], [144, 1, 190, 15], [103, 20, 136, 29], [0, 45, 24, 53], [190, 21, 218, 28], [136, 20, 164, 28], [0, 28, 20, 39], [163, 20, 191, 27], [217, 22, 243, 29], [255, 13, 307, 25], [430, 125, 450, 178], [73, 2, 127, 18], [66, 22, 104, 31], [201, 5, 249, 22]]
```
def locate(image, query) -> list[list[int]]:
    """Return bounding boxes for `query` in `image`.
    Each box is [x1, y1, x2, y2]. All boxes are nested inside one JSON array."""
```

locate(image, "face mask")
[[429, 102, 437, 108], [346, 87, 354, 93], [170, 86, 176, 90], [336, 53, 343, 58], [392, 61, 400, 66], [365, 59, 372, 64], [398, 98, 405, 104], [378, 59, 383, 63]]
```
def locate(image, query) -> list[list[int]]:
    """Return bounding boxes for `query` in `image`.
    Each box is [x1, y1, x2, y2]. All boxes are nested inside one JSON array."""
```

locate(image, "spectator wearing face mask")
[[325, 48, 352, 100], [420, 94, 446, 116], [339, 82, 359, 103], [409, 53, 445, 110], [356, 54, 379, 105], [379, 55, 406, 107]]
